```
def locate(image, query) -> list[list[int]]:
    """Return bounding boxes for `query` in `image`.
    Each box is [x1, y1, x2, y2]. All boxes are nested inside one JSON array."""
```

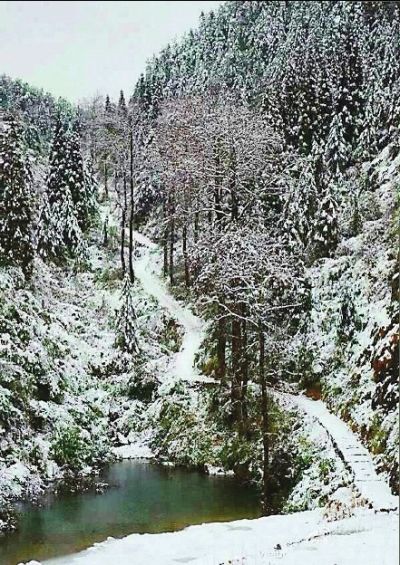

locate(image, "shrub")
[[51, 426, 91, 471], [95, 266, 122, 288]]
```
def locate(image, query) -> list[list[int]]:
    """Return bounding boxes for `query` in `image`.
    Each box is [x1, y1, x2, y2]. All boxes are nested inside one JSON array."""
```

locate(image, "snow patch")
[[113, 443, 154, 460]]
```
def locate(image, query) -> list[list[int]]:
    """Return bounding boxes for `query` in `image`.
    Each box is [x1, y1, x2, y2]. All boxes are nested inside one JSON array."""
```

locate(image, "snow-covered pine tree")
[[116, 275, 140, 354], [38, 117, 82, 258], [283, 158, 318, 253], [104, 95, 113, 114], [45, 117, 69, 206], [36, 189, 60, 259], [83, 157, 98, 222], [312, 183, 339, 258], [101, 94, 118, 199], [57, 186, 82, 251], [0, 113, 34, 276], [117, 90, 128, 117], [104, 94, 117, 130], [67, 122, 91, 229], [324, 113, 350, 181]]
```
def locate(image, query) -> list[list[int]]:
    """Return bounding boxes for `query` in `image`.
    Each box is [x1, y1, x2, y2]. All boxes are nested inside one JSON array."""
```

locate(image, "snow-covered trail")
[[132, 230, 397, 511], [132, 231, 212, 384], [276, 391, 398, 512]]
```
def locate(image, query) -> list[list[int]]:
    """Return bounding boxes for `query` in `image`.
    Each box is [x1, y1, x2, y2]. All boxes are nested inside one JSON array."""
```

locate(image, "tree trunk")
[[207, 202, 213, 225], [169, 192, 175, 286], [162, 196, 169, 278], [214, 138, 223, 226], [192, 195, 200, 281], [182, 223, 190, 287], [194, 210, 199, 243], [128, 202, 135, 283], [128, 124, 135, 283], [230, 147, 238, 222], [104, 160, 109, 199], [231, 308, 243, 434], [259, 328, 269, 514], [241, 303, 249, 433], [103, 216, 108, 247], [216, 308, 226, 381], [120, 172, 127, 275]]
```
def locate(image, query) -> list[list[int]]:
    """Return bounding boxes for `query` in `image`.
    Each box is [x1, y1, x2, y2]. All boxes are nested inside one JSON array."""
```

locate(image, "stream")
[[0, 460, 261, 565]]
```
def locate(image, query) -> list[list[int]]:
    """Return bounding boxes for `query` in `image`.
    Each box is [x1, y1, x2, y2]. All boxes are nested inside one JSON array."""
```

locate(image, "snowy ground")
[[38, 508, 398, 565], [112, 443, 154, 460]]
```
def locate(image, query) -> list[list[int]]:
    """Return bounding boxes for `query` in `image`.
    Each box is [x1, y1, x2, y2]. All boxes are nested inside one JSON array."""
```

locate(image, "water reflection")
[[0, 460, 261, 565]]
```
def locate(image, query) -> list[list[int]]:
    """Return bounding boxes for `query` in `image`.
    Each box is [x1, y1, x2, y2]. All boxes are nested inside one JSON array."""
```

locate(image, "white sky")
[[0, 1, 221, 103]]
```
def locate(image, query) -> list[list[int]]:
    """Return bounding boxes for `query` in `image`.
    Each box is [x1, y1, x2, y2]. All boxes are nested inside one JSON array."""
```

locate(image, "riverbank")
[[39, 507, 398, 565]]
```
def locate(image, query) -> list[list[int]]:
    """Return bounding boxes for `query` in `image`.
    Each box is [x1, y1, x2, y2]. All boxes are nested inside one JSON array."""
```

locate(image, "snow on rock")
[[0, 462, 31, 498], [40, 509, 398, 565], [204, 464, 234, 477]]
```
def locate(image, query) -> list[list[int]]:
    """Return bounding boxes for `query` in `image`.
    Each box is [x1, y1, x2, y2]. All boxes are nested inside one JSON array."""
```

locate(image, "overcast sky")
[[0, 1, 221, 103]]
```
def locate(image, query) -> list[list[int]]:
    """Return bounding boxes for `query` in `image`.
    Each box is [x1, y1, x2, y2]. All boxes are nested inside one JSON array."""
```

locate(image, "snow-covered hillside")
[[302, 142, 399, 492], [0, 202, 117, 526]]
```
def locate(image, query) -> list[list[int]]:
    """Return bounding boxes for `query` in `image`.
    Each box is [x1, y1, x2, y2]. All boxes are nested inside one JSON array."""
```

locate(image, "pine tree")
[[313, 183, 339, 258], [283, 158, 318, 252], [82, 157, 98, 224], [350, 189, 362, 236], [324, 114, 350, 181], [36, 189, 60, 259], [0, 114, 34, 275], [116, 275, 140, 354], [38, 117, 82, 258], [57, 187, 81, 251], [46, 118, 69, 206], [67, 123, 88, 229], [117, 90, 127, 117], [105, 95, 112, 114]]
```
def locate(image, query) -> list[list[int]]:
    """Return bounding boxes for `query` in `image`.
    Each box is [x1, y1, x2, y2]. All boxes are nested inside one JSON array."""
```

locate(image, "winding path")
[[133, 230, 397, 512], [132, 231, 212, 385]]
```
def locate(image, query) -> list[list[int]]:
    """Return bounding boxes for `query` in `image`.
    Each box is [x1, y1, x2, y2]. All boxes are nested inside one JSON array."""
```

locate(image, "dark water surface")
[[0, 460, 261, 565]]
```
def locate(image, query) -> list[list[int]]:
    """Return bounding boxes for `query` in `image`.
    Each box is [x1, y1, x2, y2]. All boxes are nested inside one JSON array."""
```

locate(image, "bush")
[[201, 355, 219, 377], [153, 395, 215, 467], [51, 426, 92, 471], [0, 502, 18, 532], [95, 266, 122, 288], [367, 415, 388, 455], [128, 369, 158, 402], [219, 434, 257, 479]]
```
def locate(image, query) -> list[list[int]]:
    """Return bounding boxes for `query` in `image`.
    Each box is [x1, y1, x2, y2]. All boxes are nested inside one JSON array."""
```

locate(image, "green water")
[[0, 460, 261, 565]]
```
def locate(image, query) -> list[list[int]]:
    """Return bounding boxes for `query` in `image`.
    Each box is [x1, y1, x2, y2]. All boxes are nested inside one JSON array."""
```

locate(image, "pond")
[[0, 460, 261, 565]]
